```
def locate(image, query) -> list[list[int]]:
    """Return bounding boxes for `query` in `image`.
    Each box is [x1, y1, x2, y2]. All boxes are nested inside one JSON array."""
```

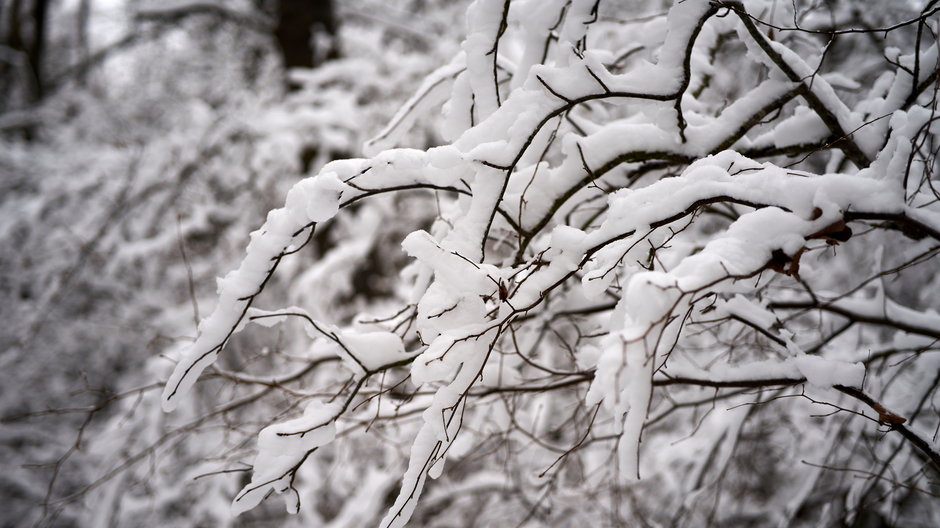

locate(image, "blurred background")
[[0, 1, 467, 525], [3, 2, 937, 527]]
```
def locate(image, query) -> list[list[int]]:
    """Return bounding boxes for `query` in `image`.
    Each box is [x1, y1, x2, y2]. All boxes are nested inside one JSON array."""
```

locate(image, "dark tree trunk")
[[74, 0, 91, 86], [1, 0, 26, 110], [1, 0, 49, 101], [274, 0, 337, 75], [0, 0, 48, 137], [27, 0, 48, 100]]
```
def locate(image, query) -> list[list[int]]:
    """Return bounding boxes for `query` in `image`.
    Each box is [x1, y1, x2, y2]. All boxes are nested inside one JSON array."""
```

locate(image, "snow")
[[365, 56, 466, 155], [793, 354, 865, 389], [163, 167, 360, 411], [765, 105, 830, 149], [718, 295, 781, 334], [246, 307, 411, 374], [134, 0, 940, 525], [232, 401, 340, 516]]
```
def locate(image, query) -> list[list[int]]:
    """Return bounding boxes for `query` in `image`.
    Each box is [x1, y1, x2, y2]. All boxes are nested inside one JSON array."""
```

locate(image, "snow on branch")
[[153, 0, 940, 525]]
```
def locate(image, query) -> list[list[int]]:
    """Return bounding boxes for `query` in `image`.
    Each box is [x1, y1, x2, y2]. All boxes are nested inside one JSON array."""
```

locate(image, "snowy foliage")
[[8, 0, 940, 526], [152, 1, 940, 525]]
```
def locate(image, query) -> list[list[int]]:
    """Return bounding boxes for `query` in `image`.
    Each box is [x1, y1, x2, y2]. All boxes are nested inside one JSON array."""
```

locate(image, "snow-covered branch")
[[140, 0, 940, 525]]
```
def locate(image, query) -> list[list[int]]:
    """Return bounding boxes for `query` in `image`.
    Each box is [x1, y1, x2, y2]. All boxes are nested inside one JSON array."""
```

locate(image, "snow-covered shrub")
[[38, 0, 940, 526]]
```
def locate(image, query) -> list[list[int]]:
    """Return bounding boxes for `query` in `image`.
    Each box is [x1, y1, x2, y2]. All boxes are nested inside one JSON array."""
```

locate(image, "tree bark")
[[274, 0, 337, 74]]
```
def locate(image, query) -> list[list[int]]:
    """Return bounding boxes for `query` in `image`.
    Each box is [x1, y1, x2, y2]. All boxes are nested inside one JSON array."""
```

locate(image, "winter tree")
[[9, 0, 940, 526]]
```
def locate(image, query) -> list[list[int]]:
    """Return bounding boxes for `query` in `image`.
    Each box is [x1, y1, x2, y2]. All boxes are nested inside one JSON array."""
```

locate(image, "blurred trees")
[[0, 1, 464, 525], [0, 0, 340, 116]]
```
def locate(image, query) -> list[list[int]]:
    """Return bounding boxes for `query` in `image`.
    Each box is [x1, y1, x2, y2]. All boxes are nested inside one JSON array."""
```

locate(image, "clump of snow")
[[232, 401, 340, 516], [793, 354, 865, 390]]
